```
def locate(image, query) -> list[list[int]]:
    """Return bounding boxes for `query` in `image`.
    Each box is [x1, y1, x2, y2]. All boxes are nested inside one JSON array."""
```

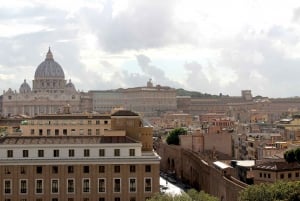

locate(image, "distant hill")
[[176, 88, 222, 98]]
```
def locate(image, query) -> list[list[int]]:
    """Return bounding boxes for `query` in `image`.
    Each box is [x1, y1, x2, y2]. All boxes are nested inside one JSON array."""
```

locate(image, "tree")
[[295, 148, 300, 162], [166, 127, 187, 145], [283, 148, 300, 163], [284, 149, 296, 163], [146, 189, 218, 201], [187, 189, 219, 201], [238, 181, 300, 201]]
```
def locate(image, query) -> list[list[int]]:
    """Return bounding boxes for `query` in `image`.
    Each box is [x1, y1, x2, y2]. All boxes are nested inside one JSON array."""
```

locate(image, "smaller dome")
[[65, 79, 76, 92], [19, 79, 31, 93]]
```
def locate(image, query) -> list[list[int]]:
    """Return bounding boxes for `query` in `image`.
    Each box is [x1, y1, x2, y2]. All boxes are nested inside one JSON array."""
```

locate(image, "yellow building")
[[0, 109, 160, 201]]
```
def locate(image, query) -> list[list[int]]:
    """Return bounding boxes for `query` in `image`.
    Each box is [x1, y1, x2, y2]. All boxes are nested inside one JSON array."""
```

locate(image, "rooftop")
[[254, 161, 300, 171], [32, 114, 111, 120], [0, 136, 138, 145]]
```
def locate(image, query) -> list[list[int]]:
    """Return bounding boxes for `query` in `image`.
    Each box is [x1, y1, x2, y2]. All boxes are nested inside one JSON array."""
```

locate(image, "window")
[[38, 150, 44, 157], [67, 179, 75, 193], [129, 149, 135, 156], [145, 165, 151, 172], [104, 120, 108, 124], [68, 166, 74, 173], [84, 149, 90, 157], [39, 129, 43, 136], [88, 129, 92, 135], [51, 179, 59, 194], [144, 178, 152, 192], [99, 166, 105, 173], [37, 166, 43, 174], [114, 165, 120, 173], [69, 149, 75, 157], [83, 179, 90, 193], [130, 198, 136, 201], [23, 150, 29, 157], [114, 149, 120, 156], [96, 120, 100, 125], [68, 199, 74, 201], [47, 129, 51, 135], [99, 198, 105, 201], [130, 165, 136, 173], [52, 166, 58, 174], [83, 166, 90, 173], [98, 178, 106, 193], [21, 166, 26, 174], [99, 149, 105, 157], [63, 129, 67, 135], [55, 129, 59, 135], [4, 180, 12, 194], [7, 150, 13, 158], [129, 178, 137, 192], [20, 179, 28, 194], [115, 198, 120, 201], [114, 178, 121, 193], [96, 129, 100, 135], [280, 174, 284, 179], [288, 173, 292, 178], [31, 129, 35, 135], [53, 149, 59, 157], [36, 179, 43, 194], [88, 120, 92, 125], [4, 167, 10, 174], [296, 172, 299, 177]]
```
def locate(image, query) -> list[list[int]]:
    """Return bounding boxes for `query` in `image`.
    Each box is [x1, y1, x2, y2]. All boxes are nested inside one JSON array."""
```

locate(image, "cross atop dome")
[[46, 47, 53, 60]]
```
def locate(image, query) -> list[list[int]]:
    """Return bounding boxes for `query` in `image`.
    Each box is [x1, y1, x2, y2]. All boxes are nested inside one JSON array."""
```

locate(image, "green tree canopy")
[[146, 189, 218, 201], [238, 181, 300, 201], [166, 127, 187, 145], [284, 149, 296, 163], [283, 148, 300, 163]]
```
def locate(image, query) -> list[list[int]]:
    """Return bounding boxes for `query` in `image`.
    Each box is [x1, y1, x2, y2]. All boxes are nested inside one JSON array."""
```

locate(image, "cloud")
[[78, 0, 196, 52], [135, 54, 183, 88]]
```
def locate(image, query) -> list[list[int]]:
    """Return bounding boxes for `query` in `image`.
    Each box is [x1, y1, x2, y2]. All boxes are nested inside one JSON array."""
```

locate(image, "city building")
[[0, 109, 160, 201], [253, 160, 300, 184]]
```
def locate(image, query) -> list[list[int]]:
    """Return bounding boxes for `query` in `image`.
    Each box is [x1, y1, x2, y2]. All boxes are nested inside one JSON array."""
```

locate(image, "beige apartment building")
[[253, 161, 300, 184], [0, 109, 160, 201]]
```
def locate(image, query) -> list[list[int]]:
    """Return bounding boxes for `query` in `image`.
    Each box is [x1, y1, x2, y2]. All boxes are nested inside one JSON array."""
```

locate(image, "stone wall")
[[157, 143, 246, 201]]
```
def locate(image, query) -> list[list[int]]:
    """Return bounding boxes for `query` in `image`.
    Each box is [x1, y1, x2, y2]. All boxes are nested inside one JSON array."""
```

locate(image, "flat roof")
[[213, 161, 232, 169], [236, 160, 255, 167], [0, 136, 138, 145]]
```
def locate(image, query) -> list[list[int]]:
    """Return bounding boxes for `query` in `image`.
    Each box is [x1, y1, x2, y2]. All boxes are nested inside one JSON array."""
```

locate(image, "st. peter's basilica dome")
[[34, 48, 65, 79]]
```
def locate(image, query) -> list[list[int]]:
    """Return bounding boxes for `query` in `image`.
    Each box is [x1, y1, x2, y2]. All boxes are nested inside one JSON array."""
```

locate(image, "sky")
[[1, 0, 300, 98]]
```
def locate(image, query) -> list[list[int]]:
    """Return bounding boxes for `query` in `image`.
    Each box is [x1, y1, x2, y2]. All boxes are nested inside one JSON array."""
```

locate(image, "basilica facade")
[[2, 48, 90, 117]]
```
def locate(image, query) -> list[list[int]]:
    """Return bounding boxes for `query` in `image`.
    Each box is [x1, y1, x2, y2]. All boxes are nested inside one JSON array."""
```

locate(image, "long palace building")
[[0, 108, 160, 201], [1, 48, 177, 117]]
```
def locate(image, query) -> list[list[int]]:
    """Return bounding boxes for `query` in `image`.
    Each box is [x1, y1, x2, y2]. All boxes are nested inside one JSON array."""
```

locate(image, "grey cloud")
[[212, 28, 300, 97], [183, 61, 219, 94], [135, 54, 183, 88], [80, 0, 195, 52]]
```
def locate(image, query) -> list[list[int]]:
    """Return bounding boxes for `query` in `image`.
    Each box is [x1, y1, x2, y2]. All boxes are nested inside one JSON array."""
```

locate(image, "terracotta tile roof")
[[254, 161, 300, 171]]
